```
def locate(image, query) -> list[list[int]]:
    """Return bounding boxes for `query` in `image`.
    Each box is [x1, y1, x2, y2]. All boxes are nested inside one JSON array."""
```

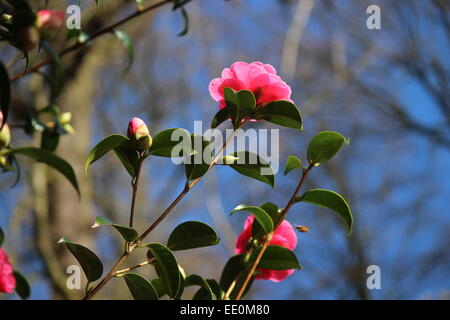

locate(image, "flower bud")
[[127, 117, 152, 150], [36, 10, 65, 39], [0, 123, 11, 149]]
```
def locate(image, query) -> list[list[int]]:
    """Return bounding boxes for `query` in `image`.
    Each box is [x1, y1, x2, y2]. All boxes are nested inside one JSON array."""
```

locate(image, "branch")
[[9, 0, 172, 82]]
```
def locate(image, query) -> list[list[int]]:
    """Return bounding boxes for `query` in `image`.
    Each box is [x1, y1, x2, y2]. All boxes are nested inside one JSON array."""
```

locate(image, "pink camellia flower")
[[235, 215, 298, 282], [127, 117, 152, 150], [36, 10, 65, 38], [0, 249, 16, 294], [209, 61, 292, 110]]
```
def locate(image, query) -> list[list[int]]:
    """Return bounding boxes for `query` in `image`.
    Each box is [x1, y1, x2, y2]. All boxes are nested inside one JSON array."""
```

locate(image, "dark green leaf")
[[0, 227, 4, 247], [211, 107, 230, 129], [167, 221, 220, 251], [85, 134, 129, 173], [150, 278, 167, 298], [41, 129, 60, 152], [224, 88, 256, 128], [231, 204, 273, 234], [120, 273, 158, 300], [219, 254, 253, 299], [92, 216, 138, 242], [57, 237, 103, 283], [13, 271, 30, 299], [307, 131, 348, 165], [185, 274, 216, 300], [113, 30, 134, 71], [256, 245, 301, 270], [0, 61, 10, 129], [226, 151, 275, 188], [148, 128, 193, 158], [252, 202, 280, 237], [7, 147, 79, 196], [142, 243, 180, 298], [185, 135, 213, 180], [284, 155, 304, 175], [296, 189, 353, 235], [113, 143, 139, 177], [257, 100, 303, 130], [172, 0, 191, 10], [177, 8, 189, 37]]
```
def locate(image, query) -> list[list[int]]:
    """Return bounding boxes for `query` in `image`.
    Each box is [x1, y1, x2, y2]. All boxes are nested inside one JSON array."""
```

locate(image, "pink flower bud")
[[0, 123, 11, 149], [209, 61, 293, 110], [235, 215, 298, 282], [36, 10, 65, 39], [0, 249, 16, 294], [127, 117, 152, 150]]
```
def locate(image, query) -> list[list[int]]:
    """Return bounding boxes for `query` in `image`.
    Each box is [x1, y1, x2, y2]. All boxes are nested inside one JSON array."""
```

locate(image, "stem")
[[9, 0, 172, 82], [115, 259, 155, 275], [233, 164, 314, 300], [129, 158, 144, 228]]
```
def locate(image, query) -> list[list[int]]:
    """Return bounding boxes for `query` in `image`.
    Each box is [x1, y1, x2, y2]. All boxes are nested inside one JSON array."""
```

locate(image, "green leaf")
[[150, 278, 167, 298], [92, 216, 138, 242], [113, 143, 139, 177], [219, 254, 253, 299], [7, 147, 79, 196], [113, 30, 134, 71], [41, 41, 64, 99], [231, 204, 273, 234], [257, 100, 303, 130], [307, 131, 348, 165], [252, 202, 280, 237], [119, 273, 159, 300], [284, 155, 304, 175], [184, 274, 216, 300], [226, 151, 275, 188], [13, 271, 30, 299], [0, 227, 4, 247], [172, 0, 191, 10], [0, 61, 10, 129], [296, 189, 353, 235], [256, 245, 301, 270], [167, 221, 220, 251], [41, 129, 60, 152], [177, 8, 189, 37], [211, 107, 230, 129], [148, 128, 193, 158], [85, 134, 130, 173], [142, 243, 180, 298], [224, 88, 256, 128], [185, 135, 213, 181], [57, 237, 103, 283]]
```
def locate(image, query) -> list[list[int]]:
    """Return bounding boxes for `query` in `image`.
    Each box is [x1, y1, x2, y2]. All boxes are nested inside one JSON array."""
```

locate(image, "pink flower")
[[36, 10, 65, 38], [0, 249, 16, 294], [127, 117, 152, 150], [209, 61, 292, 110], [235, 215, 298, 282]]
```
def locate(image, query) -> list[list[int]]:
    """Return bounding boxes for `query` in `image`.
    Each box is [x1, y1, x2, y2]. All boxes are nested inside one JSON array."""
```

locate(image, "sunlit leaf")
[[167, 221, 220, 251], [92, 216, 138, 242], [119, 273, 159, 300], [307, 131, 349, 165], [231, 204, 273, 234], [85, 134, 129, 173]]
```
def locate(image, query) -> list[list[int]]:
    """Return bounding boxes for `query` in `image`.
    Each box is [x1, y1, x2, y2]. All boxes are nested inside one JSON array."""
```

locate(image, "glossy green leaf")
[[224, 88, 256, 128], [252, 202, 280, 237], [307, 131, 348, 165], [219, 254, 253, 299], [148, 128, 193, 158], [150, 278, 167, 298], [257, 100, 303, 130], [211, 107, 230, 129], [113, 30, 134, 71], [119, 273, 158, 300], [85, 134, 129, 173], [167, 221, 220, 251], [256, 245, 301, 270], [0, 61, 10, 129], [143, 243, 180, 298], [284, 155, 304, 175], [13, 271, 30, 299], [185, 274, 216, 300], [113, 143, 139, 177], [296, 189, 353, 235], [231, 204, 273, 234], [185, 135, 213, 180], [226, 151, 275, 187], [92, 216, 138, 242], [7, 147, 79, 196], [57, 237, 103, 283]]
